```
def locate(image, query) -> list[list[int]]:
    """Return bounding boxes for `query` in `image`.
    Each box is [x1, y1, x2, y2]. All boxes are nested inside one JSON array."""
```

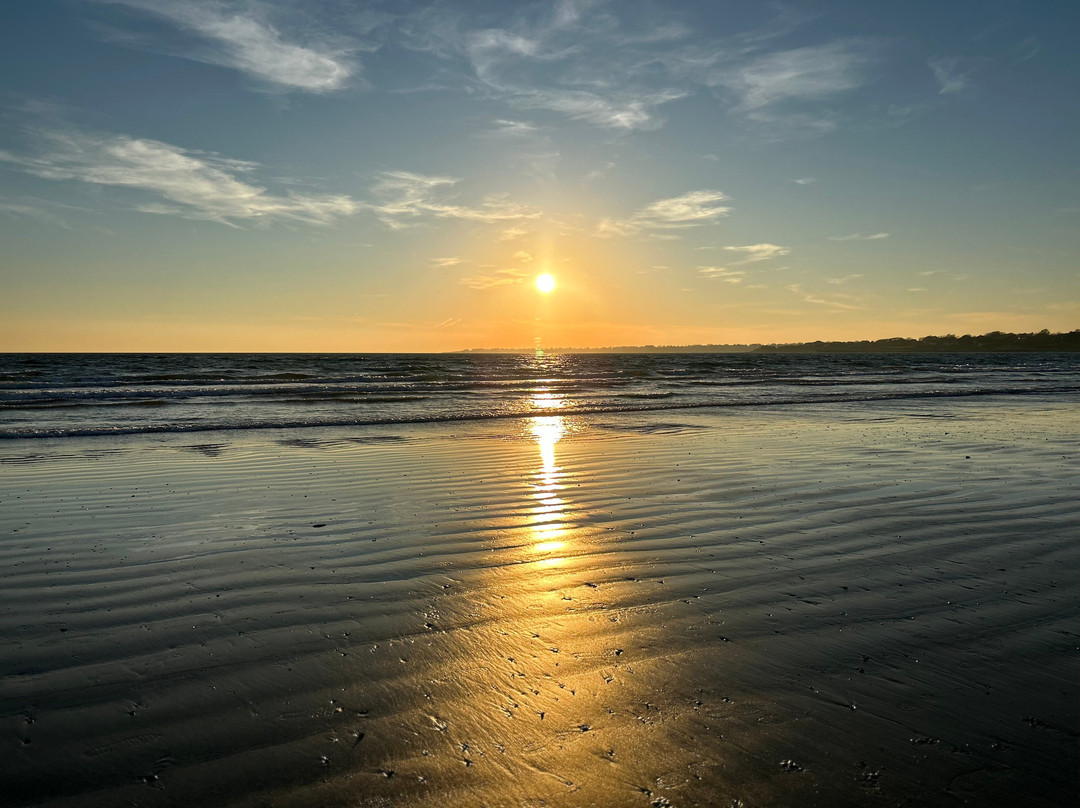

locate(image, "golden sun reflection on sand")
[[528, 389, 571, 564]]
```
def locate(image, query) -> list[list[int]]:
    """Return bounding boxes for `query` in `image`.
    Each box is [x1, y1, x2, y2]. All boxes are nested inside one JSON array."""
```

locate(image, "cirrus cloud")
[[0, 128, 358, 226], [827, 232, 890, 241], [724, 243, 789, 263], [459, 268, 526, 289], [598, 189, 731, 237], [366, 171, 541, 230], [94, 0, 355, 92], [698, 266, 745, 282]]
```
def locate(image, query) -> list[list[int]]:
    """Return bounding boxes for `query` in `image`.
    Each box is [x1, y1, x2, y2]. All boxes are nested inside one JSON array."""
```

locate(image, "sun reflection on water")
[[528, 389, 571, 564]]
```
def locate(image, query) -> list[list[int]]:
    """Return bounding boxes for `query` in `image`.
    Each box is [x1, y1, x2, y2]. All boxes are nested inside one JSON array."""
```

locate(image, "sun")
[[536, 273, 556, 293]]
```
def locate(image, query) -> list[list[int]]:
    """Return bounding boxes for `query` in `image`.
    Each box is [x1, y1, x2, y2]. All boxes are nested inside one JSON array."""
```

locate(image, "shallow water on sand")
[[1, 399, 1077, 806]]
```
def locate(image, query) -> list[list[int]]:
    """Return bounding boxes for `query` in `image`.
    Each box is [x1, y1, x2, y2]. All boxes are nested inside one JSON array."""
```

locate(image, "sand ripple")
[[1, 400, 1077, 807]]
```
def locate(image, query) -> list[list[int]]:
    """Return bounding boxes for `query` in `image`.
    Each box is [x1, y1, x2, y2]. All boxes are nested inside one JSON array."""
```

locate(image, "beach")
[[5, 0, 1079, 804], [1, 396, 1076, 807]]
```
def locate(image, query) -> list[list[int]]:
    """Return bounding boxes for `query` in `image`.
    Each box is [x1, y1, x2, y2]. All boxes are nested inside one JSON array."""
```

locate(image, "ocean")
[[2, 351, 1078, 439]]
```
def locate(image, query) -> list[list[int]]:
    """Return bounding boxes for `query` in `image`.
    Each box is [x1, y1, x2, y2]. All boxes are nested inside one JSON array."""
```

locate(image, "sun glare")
[[536, 273, 556, 293]]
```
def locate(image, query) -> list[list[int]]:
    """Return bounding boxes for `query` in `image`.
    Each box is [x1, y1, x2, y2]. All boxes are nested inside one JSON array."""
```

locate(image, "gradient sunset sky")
[[1, 0, 1077, 351]]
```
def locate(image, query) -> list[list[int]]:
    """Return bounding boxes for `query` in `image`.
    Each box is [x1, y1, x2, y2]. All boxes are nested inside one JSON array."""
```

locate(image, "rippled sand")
[[2, 400, 1077, 807]]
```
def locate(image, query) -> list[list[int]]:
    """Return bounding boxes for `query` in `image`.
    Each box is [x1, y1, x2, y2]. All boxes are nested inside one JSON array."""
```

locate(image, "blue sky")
[[1, 0, 1077, 350]]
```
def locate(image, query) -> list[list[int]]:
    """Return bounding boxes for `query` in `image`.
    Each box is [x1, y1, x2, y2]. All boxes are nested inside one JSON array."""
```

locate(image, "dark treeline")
[[755, 329, 1080, 353], [459, 329, 1079, 354]]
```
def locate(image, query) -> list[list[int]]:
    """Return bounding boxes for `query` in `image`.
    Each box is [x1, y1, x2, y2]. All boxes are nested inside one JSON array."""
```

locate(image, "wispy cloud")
[[928, 57, 975, 95], [0, 196, 94, 230], [377, 316, 467, 331], [827, 232, 889, 241], [722, 44, 868, 109], [713, 42, 871, 132], [513, 88, 687, 130], [400, 3, 692, 131], [639, 190, 731, 226], [584, 160, 616, 183], [430, 256, 464, 268], [827, 274, 864, 284], [487, 119, 541, 137], [698, 266, 745, 282], [478, 117, 564, 182], [397, 5, 915, 138], [459, 268, 526, 289], [792, 177, 816, 185], [787, 283, 863, 310], [499, 226, 529, 241], [467, 20, 687, 128], [598, 190, 731, 237], [90, 4, 917, 140], [366, 171, 540, 229], [724, 243, 789, 263], [0, 128, 357, 226], [1013, 37, 1041, 64], [96, 0, 355, 92], [464, 27, 540, 80]]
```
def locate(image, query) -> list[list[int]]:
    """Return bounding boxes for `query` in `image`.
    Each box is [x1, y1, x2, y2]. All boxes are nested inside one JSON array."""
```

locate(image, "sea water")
[[2, 352, 1077, 439]]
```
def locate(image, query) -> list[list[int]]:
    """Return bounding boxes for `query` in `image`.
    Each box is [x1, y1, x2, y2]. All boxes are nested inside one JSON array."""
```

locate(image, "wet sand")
[[1, 399, 1077, 807]]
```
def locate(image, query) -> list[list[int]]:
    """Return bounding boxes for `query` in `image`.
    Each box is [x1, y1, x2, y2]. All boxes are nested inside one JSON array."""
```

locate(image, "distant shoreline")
[[461, 329, 1080, 354]]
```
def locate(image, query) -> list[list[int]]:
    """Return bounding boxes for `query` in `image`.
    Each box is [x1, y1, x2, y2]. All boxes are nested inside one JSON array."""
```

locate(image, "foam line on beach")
[[3, 384, 1079, 439]]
